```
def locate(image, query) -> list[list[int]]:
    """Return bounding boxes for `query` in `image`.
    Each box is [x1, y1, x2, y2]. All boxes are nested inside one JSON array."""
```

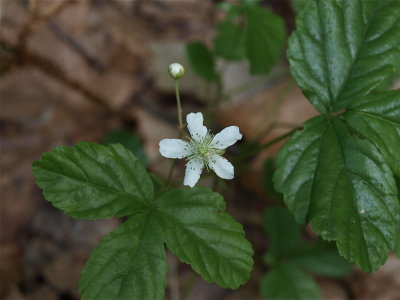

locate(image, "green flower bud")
[[168, 63, 185, 79]]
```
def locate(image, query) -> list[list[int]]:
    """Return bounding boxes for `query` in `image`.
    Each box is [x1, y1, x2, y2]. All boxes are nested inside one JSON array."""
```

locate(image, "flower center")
[[188, 133, 224, 167], [197, 143, 209, 157]]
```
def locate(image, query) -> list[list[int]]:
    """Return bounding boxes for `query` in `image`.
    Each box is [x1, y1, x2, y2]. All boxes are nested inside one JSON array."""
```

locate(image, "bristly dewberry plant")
[[32, 62, 254, 299], [32, 0, 400, 298], [273, 0, 400, 272]]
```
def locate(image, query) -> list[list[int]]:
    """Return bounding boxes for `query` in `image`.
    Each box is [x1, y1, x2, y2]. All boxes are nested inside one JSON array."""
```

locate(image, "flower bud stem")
[[175, 80, 184, 136], [165, 79, 184, 188]]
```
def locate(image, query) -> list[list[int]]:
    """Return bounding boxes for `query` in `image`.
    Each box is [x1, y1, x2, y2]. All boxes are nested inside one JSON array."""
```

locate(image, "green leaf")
[[79, 212, 167, 300], [155, 188, 253, 289], [291, 0, 309, 14], [244, 6, 285, 75], [102, 129, 148, 165], [345, 90, 400, 176], [33, 143, 255, 297], [273, 116, 399, 271], [214, 21, 246, 61], [288, 0, 400, 113], [263, 206, 301, 264], [186, 41, 219, 81], [260, 264, 320, 300], [150, 173, 164, 196], [32, 142, 153, 219], [288, 243, 352, 277]]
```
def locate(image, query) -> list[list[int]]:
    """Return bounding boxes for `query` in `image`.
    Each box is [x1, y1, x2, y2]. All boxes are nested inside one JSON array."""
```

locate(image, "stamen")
[[185, 132, 223, 167]]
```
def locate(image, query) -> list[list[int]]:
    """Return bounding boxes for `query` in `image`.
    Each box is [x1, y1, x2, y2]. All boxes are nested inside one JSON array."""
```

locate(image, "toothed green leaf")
[[345, 90, 400, 176], [155, 188, 254, 289], [214, 21, 246, 61], [186, 41, 219, 81], [79, 213, 167, 300], [33, 143, 153, 219], [244, 6, 286, 74], [273, 116, 399, 272], [288, 0, 400, 113]]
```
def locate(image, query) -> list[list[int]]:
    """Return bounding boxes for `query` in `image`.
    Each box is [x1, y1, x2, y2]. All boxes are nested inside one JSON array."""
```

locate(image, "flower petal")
[[211, 126, 242, 149], [159, 139, 191, 159], [208, 155, 234, 180], [184, 158, 204, 187], [187, 112, 208, 142]]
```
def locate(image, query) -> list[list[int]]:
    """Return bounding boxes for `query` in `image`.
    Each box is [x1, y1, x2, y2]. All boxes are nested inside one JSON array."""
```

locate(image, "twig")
[[238, 127, 301, 162], [0, 38, 131, 121], [17, 0, 76, 59], [4, 0, 121, 117], [48, 21, 106, 72]]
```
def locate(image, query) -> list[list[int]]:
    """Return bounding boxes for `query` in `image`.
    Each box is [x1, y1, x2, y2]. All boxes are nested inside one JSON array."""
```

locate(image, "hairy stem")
[[165, 160, 178, 187], [254, 128, 300, 152], [175, 80, 184, 134], [236, 128, 301, 164], [165, 79, 185, 187]]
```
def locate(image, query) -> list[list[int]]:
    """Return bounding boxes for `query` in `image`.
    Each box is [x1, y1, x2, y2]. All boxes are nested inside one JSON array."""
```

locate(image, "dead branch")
[[17, 0, 76, 61], [48, 21, 106, 72], [0, 37, 133, 122]]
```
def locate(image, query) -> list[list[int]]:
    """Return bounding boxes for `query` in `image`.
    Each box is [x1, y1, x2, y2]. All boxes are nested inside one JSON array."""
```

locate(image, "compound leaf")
[[79, 212, 167, 300], [273, 116, 399, 271], [244, 6, 285, 74], [288, 0, 400, 113], [33, 142, 153, 219], [155, 188, 253, 289], [33, 144, 256, 298], [260, 263, 319, 300]]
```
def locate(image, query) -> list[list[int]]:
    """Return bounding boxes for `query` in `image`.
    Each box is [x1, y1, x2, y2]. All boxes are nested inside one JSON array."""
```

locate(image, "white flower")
[[159, 112, 242, 187], [168, 63, 185, 79]]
